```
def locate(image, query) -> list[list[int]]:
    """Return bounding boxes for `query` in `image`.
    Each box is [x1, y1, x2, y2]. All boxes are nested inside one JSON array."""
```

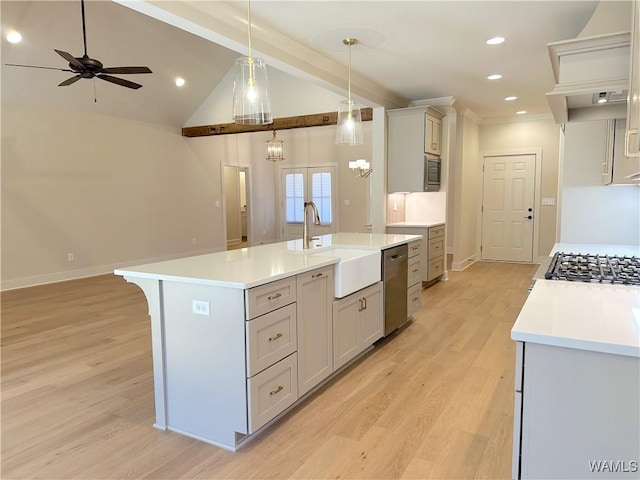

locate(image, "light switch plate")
[[541, 198, 556, 206]]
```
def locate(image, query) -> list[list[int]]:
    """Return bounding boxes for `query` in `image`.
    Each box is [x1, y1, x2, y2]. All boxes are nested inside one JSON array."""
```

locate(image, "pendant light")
[[335, 37, 363, 145], [266, 130, 285, 162], [232, 0, 273, 125]]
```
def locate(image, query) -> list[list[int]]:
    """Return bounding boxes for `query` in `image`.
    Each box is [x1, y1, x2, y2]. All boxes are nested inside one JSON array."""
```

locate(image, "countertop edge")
[[510, 330, 640, 358]]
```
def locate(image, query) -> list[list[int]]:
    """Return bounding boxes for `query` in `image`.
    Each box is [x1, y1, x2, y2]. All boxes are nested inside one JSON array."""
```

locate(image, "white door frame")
[[276, 163, 340, 241], [221, 163, 253, 246], [479, 148, 542, 262]]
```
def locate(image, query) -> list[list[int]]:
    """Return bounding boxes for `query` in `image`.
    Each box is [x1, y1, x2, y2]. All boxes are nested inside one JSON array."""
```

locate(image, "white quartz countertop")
[[387, 221, 445, 228], [115, 232, 422, 289], [512, 280, 640, 357], [551, 243, 640, 257]]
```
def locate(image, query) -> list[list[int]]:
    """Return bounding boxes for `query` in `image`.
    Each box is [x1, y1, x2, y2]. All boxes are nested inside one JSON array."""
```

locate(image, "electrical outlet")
[[192, 300, 210, 316], [192, 238, 197, 245], [67, 253, 75, 262]]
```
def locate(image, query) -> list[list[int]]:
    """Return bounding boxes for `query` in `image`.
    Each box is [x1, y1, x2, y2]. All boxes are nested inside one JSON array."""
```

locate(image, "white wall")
[[560, 120, 640, 245], [479, 117, 561, 255], [451, 110, 481, 270], [185, 66, 346, 127], [1, 103, 224, 290]]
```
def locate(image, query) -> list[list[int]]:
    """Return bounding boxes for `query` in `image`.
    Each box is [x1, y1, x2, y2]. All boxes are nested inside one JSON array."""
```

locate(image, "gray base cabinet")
[[333, 282, 383, 370], [513, 342, 640, 479]]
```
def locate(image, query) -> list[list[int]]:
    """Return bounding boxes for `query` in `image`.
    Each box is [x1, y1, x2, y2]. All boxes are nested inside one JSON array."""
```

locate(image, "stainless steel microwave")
[[424, 155, 441, 191]]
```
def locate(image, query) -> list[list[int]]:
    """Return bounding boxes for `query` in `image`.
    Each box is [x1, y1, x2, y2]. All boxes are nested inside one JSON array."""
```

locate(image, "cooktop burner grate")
[[545, 252, 640, 286]]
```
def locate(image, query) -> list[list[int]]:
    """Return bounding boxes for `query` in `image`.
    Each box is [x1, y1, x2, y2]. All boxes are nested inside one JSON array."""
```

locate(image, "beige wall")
[[2, 103, 372, 289], [479, 117, 561, 256], [451, 111, 481, 270], [223, 166, 242, 245], [2, 103, 224, 290]]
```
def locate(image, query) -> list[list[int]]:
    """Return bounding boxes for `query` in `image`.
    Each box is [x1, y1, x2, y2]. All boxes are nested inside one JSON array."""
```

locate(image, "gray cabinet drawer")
[[428, 256, 445, 281], [246, 303, 297, 377], [245, 277, 296, 320], [428, 237, 444, 260], [428, 225, 445, 239], [408, 257, 421, 287], [247, 353, 298, 433], [408, 240, 422, 258], [408, 283, 421, 316]]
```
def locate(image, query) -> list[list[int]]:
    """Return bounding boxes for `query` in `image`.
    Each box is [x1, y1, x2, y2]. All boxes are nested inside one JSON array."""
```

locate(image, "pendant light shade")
[[266, 130, 284, 162], [232, 0, 273, 125], [335, 37, 363, 145]]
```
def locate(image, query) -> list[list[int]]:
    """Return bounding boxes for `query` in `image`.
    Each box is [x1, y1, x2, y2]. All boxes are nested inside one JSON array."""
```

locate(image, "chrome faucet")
[[303, 201, 321, 249]]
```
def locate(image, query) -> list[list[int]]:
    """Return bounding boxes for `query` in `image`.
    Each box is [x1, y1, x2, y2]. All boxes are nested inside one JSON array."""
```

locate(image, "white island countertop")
[[386, 221, 445, 228], [512, 280, 640, 357], [115, 232, 421, 289]]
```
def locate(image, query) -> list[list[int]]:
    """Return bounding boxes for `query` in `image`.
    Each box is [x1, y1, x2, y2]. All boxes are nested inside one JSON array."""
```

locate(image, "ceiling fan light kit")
[[5, 0, 152, 90], [232, 0, 273, 125], [335, 37, 363, 146]]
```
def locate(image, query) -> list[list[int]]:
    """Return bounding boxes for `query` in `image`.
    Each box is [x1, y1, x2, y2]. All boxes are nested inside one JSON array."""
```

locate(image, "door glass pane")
[[285, 173, 304, 223], [311, 172, 332, 223]]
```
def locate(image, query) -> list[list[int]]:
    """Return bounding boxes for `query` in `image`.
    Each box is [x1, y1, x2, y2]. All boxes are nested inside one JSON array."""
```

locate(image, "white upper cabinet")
[[624, 0, 640, 180]]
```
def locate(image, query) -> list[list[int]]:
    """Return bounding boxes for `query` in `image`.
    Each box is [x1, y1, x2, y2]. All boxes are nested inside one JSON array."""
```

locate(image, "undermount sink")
[[308, 248, 381, 298]]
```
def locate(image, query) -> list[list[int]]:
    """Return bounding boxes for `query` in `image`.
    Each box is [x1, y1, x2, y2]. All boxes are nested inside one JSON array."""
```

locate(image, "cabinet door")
[[359, 283, 383, 347], [387, 108, 426, 193], [333, 295, 360, 371], [296, 266, 334, 396], [425, 114, 442, 156], [613, 118, 640, 184]]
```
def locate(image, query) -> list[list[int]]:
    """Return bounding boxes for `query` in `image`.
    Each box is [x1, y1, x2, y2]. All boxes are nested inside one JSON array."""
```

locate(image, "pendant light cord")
[[348, 41, 352, 105], [247, 0, 253, 60]]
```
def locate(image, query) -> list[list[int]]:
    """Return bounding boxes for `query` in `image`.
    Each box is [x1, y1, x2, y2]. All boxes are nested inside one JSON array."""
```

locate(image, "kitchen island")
[[511, 244, 640, 479], [114, 232, 421, 450]]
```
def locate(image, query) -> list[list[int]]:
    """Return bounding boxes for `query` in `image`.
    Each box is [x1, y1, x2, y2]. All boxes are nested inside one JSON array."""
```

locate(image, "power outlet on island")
[[192, 300, 210, 316]]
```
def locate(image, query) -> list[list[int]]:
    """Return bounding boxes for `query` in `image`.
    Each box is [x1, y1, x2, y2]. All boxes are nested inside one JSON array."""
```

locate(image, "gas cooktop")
[[545, 252, 640, 286]]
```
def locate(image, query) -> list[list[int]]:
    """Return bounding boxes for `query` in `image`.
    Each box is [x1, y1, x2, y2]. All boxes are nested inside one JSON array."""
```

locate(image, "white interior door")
[[481, 154, 536, 262], [280, 166, 337, 240]]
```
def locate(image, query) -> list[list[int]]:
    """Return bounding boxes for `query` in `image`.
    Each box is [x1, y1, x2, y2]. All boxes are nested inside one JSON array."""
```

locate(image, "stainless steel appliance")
[[545, 252, 640, 285], [423, 155, 441, 192], [382, 244, 408, 335]]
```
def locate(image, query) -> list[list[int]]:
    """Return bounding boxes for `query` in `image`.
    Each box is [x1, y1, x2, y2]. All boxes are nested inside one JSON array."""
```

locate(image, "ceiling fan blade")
[[97, 74, 143, 90], [100, 66, 152, 75], [54, 49, 85, 70], [58, 75, 82, 86], [5, 63, 73, 72]]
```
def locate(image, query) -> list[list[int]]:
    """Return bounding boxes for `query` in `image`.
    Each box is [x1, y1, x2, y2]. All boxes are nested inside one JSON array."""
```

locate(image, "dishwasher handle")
[[389, 253, 406, 261]]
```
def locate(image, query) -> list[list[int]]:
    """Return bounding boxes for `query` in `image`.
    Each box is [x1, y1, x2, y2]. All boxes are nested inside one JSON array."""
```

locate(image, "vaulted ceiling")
[[3, 1, 625, 129]]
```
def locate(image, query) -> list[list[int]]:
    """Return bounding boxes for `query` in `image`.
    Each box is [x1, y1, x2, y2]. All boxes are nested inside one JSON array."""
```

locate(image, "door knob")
[[524, 215, 533, 220], [528, 208, 533, 212]]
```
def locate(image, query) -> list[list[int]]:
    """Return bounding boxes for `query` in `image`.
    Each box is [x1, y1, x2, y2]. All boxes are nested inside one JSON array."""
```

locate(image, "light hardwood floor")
[[1, 260, 537, 479]]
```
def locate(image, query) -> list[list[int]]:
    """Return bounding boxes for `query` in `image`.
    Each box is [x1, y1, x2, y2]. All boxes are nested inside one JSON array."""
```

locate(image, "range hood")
[[546, 32, 630, 123]]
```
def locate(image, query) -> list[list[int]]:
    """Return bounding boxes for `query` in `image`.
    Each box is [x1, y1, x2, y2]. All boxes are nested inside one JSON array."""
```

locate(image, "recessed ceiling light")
[[516, 110, 527, 115], [6, 31, 22, 44], [505, 96, 518, 101], [175, 77, 186, 87], [486, 36, 505, 45], [487, 74, 502, 80]]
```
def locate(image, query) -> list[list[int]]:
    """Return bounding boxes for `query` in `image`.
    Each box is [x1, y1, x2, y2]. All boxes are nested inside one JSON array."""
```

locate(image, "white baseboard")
[[450, 254, 477, 272], [0, 247, 223, 291]]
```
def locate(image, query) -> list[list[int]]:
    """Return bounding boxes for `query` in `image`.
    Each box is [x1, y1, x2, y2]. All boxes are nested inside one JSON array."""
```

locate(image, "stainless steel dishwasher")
[[382, 243, 408, 336]]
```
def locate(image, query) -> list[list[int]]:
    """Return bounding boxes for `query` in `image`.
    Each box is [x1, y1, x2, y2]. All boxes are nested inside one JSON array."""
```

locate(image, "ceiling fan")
[[6, 0, 152, 90]]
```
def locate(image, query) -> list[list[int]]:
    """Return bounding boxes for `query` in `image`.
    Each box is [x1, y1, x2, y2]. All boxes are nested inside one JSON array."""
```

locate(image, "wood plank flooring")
[[1, 261, 537, 479]]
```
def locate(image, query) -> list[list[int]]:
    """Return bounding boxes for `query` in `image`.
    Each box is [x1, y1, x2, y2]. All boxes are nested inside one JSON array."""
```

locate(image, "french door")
[[280, 166, 337, 240]]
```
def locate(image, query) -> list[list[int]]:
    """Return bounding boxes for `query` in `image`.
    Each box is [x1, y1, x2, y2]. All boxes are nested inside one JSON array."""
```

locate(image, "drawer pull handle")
[[268, 332, 283, 342], [270, 385, 284, 396], [412, 269, 419, 273], [267, 293, 282, 301], [413, 296, 419, 302], [312, 272, 323, 278]]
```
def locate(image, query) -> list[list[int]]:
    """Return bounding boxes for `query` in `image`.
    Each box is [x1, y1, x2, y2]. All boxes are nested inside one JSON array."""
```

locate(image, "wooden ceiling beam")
[[182, 108, 373, 137]]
